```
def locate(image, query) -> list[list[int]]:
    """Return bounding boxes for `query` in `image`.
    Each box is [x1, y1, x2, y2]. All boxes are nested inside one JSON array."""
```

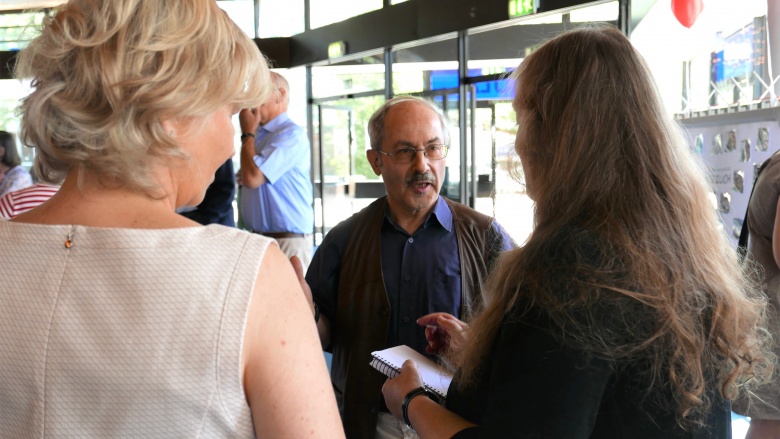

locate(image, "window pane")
[[391, 37, 462, 201], [392, 36, 458, 95], [467, 1, 618, 73], [309, 0, 382, 29], [0, 11, 46, 51], [258, 0, 304, 37], [465, 82, 532, 244], [217, 1, 256, 38], [467, 22, 546, 74], [631, 0, 769, 114], [0, 79, 34, 167], [312, 95, 386, 243], [569, 0, 619, 23], [311, 52, 385, 99]]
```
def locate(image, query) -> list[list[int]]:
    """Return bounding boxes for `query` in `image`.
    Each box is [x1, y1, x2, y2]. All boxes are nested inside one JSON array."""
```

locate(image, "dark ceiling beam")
[[0, 0, 658, 77], [266, 0, 611, 68]]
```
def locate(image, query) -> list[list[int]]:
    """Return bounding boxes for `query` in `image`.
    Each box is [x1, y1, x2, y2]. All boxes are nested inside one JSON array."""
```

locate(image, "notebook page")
[[370, 345, 453, 398]]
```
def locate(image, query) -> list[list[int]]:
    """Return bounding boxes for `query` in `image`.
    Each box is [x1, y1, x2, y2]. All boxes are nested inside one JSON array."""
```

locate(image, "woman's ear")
[[160, 118, 190, 141], [160, 119, 177, 139]]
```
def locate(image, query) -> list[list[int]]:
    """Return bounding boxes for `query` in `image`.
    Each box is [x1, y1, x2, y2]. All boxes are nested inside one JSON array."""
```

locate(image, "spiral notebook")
[[369, 345, 453, 400]]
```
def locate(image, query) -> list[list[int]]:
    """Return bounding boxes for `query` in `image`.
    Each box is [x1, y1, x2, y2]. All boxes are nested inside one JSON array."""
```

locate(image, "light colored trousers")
[[375, 412, 420, 439], [274, 235, 313, 272]]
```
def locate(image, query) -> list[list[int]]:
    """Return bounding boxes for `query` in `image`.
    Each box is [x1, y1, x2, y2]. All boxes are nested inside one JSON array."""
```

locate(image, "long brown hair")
[[458, 25, 773, 426]]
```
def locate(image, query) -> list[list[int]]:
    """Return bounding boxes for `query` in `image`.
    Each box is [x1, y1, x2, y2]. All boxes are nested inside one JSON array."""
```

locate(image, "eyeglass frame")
[[374, 144, 449, 163]]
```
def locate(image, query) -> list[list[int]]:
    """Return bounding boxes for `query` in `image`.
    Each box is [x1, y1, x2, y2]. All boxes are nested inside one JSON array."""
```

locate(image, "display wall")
[[680, 109, 780, 246]]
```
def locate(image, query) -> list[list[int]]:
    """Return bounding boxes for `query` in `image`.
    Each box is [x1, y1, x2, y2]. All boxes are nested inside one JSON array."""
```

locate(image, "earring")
[[169, 130, 175, 137]]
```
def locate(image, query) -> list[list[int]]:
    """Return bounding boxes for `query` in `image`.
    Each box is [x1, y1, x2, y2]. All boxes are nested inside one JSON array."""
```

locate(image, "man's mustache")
[[406, 172, 436, 185]]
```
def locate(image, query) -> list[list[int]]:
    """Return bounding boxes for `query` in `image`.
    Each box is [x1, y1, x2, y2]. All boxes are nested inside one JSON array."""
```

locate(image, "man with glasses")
[[300, 96, 514, 439]]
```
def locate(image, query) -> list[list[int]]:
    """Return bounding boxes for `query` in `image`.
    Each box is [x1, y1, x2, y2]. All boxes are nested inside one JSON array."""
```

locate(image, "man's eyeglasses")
[[376, 144, 449, 164]]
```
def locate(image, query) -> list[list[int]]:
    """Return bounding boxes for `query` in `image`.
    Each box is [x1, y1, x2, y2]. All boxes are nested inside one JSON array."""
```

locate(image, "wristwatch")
[[401, 387, 435, 428]]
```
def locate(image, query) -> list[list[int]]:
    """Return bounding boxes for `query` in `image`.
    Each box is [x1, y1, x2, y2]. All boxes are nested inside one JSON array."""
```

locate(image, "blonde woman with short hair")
[[0, 1, 344, 437]]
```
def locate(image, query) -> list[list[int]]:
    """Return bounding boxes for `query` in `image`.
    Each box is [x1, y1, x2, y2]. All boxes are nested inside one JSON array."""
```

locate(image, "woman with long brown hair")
[[382, 25, 773, 438], [0, 0, 343, 437]]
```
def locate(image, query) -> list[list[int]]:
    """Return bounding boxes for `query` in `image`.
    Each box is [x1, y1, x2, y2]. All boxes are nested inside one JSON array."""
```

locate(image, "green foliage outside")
[[326, 95, 384, 181], [0, 11, 45, 50]]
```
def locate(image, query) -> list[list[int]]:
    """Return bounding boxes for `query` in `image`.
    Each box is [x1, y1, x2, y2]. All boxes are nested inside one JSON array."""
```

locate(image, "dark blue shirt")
[[307, 197, 514, 357], [381, 197, 462, 353], [179, 159, 236, 227]]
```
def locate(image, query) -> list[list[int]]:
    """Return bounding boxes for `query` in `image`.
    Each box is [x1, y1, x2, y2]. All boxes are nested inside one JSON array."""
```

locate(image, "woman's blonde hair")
[[458, 25, 774, 427], [15, 0, 270, 192]]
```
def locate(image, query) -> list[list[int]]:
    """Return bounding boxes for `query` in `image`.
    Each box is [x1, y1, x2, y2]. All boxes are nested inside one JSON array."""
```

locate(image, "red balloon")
[[672, 0, 704, 28]]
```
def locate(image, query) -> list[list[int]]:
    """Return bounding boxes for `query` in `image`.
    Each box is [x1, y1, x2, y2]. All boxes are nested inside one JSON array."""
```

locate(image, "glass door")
[[315, 105, 354, 244], [466, 79, 533, 245]]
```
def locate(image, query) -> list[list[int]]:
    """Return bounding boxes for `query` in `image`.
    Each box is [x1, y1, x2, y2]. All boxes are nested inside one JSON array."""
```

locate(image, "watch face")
[[712, 133, 723, 155], [693, 134, 703, 155], [725, 130, 737, 152], [719, 192, 731, 214], [740, 139, 751, 162], [757, 127, 769, 151], [733, 170, 744, 193], [733, 217, 744, 240]]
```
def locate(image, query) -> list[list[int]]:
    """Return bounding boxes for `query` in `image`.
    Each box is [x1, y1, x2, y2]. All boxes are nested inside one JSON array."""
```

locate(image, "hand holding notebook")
[[370, 345, 453, 399]]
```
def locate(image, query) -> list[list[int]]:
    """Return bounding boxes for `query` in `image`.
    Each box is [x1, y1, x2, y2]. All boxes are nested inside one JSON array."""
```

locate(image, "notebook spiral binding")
[[370, 356, 446, 401], [370, 357, 400, 379]]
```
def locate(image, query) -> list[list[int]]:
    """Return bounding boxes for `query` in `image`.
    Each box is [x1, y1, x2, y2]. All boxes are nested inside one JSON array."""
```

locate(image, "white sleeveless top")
[[0, 222, 272, 438]]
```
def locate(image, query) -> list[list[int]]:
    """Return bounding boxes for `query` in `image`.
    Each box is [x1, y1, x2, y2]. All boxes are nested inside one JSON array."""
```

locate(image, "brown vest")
[[332, 196, 502, 438]]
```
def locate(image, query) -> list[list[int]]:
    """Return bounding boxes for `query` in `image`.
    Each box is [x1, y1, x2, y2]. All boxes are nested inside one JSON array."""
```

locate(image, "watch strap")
[[401, 386, 432, 428]]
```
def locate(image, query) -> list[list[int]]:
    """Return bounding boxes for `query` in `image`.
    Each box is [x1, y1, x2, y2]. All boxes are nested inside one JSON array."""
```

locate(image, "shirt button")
[[404, 276, 410, 282], [403, 317, 410, 323], [408, 237, 414, 243], [379, 306, 389, 316]]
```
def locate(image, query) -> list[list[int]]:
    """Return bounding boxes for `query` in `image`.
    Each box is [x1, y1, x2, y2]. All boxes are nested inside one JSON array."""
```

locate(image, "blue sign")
[[429, 70, 514, 100]]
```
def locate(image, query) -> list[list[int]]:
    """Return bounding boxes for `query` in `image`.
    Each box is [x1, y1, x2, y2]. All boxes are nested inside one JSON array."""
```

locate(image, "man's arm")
[[291, 256, 332, 349], [239, 108, 267, 189], [486, 220, 517, 269], [299, 217, 355, 351]]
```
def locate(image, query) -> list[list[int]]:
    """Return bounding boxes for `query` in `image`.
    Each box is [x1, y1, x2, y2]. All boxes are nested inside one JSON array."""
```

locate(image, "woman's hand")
[[417, 312, 469, 356], [383, 360, 479, 437], [382, 360, 425, 420]]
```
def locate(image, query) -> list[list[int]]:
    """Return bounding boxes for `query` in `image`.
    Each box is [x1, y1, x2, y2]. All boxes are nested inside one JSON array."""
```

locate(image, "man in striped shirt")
[[0, 183, 60, 219]]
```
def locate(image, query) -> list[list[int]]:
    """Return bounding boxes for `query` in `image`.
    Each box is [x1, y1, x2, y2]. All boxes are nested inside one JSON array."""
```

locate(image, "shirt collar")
[[382, 196, 453, 234], [431, 196, 453, 232], [260, 112, 290, 133]]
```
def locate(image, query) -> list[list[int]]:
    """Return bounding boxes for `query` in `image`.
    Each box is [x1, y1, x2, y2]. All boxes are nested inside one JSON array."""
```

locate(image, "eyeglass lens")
[[396, 145, 448, 163]]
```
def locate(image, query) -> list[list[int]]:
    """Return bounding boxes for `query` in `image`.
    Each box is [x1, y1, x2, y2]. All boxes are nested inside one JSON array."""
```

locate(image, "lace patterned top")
[[0, 222, 272, 437]]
